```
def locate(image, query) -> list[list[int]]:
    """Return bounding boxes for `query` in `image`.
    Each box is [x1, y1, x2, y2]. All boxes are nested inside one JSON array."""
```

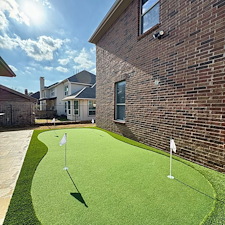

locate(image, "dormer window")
[[140, 0, 159, 34]]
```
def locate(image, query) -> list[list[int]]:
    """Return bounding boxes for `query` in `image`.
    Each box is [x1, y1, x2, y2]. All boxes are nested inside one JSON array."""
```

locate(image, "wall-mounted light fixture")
[[153, 30, 164, 39]]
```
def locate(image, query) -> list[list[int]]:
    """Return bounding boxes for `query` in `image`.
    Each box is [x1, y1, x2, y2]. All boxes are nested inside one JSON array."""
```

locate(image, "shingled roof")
[[67, 70, 96, 85], [62, 84, 96, 101]]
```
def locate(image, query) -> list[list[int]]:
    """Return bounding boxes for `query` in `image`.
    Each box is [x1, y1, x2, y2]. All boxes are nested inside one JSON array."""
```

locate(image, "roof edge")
[[0, 56, 16, 77], [0, 84, 37, 102], [89, 0, 133, 44]]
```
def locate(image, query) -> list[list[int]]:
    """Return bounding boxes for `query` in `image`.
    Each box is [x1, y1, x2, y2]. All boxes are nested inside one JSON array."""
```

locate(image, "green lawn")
[[4, 128, 225, 225]]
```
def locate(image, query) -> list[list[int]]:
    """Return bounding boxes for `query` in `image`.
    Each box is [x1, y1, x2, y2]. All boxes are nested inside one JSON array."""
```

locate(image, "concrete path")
[[0, 130, 33, 225]]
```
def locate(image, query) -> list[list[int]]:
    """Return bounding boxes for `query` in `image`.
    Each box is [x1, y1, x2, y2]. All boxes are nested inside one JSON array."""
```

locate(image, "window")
[[65, 102, 67, 114], [74, 100, 79, 115], [68, 101, 71, 115], [140, 0, 159, 34], [50, 88, 55, 97], [64, 85, 68, 96], [115, 81, 126, 121], [89, 101, 96, 116]]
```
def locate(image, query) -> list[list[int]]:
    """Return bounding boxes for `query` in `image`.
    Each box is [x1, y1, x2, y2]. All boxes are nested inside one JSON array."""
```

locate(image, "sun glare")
[[22, 1, 45, 26]]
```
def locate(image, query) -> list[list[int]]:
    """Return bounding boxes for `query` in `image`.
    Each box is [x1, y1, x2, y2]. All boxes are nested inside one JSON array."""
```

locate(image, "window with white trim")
[[74, 100, 79, 115], [68, 101, 71, 115], [89, 101, 96, 116], [140, 0, 159, 34], [64, 85, 68, 96], [50, 88, 55, 97], [115, 81, 126, 121]]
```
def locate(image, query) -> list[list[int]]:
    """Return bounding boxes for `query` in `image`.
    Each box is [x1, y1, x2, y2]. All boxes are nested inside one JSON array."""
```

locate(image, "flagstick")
[[167, 148, 174, 179], [64, 133, 68, 170]]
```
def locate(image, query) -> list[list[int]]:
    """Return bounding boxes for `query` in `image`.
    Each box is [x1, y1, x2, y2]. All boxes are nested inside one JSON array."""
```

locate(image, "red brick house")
[[89, 0, 225, 172], [0, 57, 36, 127]]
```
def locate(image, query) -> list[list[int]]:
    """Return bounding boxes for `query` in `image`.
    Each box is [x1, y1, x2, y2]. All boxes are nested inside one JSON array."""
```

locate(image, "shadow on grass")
[[175, 178, 224, 204], [66, 170, 88, 208]]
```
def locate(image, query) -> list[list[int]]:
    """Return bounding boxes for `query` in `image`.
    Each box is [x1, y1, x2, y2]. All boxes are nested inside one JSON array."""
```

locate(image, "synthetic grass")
[[31, 128, 215, 225], [3, 127, 225, 225]]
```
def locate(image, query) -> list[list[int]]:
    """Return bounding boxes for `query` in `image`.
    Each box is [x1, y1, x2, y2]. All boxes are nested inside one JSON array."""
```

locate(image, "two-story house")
[[40, 70, 96, 121], [89, 0, 225, 172]]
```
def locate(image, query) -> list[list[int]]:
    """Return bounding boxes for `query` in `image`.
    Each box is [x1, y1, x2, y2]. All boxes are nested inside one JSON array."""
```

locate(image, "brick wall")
[[95, 0, 225, 172], [0, 101, 35, 127]]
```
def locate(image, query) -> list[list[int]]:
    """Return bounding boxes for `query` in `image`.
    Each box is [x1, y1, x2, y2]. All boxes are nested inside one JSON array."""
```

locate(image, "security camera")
[[153, 30, 164, 39]]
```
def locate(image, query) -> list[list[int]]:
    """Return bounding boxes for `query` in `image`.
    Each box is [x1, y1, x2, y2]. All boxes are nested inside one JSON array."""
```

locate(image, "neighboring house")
[[39, 70, 96, 121], [30, 91, 40, 111], [0, 85, 36, 127], [0, 57, 36, 127], [89, 0, 225, 172]]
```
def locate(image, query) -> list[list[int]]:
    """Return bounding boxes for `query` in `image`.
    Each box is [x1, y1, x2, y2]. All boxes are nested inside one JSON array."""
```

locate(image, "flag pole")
[[167, 148, 174, 179], [64, 133, 68, 170], [167, 138, 176, 179]]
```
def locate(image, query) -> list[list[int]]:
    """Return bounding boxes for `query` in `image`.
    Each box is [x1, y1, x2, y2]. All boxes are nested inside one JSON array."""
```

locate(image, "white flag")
[[91, 118, 95, 124], [60, 134, 67, 146], [170, 139, 176, 153]]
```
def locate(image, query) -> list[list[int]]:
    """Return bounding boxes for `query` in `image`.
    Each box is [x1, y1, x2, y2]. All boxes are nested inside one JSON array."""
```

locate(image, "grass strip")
[[3, 130, 47, 225]]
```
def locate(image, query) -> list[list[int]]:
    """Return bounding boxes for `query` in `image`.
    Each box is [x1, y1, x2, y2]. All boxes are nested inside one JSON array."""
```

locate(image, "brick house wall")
[[93, 0, 225, 172], [0, 86, 36, 127]]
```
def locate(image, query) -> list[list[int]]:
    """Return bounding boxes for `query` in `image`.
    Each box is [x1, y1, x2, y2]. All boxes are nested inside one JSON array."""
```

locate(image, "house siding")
[[95, 0, 225, 172]]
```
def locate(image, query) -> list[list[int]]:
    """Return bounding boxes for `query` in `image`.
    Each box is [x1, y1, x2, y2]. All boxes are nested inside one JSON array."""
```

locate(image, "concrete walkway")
[[0, 130, 33, 225]]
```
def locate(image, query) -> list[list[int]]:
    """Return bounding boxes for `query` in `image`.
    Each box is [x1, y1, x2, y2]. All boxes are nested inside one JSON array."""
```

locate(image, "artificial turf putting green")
[[31, 128, 215, 225]]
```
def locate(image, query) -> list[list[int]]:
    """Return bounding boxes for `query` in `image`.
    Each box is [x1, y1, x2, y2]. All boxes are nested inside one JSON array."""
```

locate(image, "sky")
[[0, 0, 115, 93]]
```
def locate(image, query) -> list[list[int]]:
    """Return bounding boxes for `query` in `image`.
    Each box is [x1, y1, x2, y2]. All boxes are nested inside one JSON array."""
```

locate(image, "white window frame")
[[67, 101, 71, 115], [88, 100, 96, 116], [74, 100, 79, 116], [64, 85, 68, 96], [50, 88, 55, 97], [65, 102, 67, 114]]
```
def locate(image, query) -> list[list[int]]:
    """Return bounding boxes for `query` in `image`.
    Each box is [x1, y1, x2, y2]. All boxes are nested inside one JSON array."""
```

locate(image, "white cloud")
[[0, 34, 19, 49], [25, 66, 36, 71], [56, 66, 68, 73], [44, 66, 54, 71], [90, 46, 96, 55], [58, 58, 70, 65], [0, 0, 30, 26], [73, 48, 95, 70], [0, 11, 8, 32], [9, 64, 17, 72], [65, 49, 77, 59], [0, 34, 69, 61], [90, 67, 96, 75], [20, 36, 68, 61]]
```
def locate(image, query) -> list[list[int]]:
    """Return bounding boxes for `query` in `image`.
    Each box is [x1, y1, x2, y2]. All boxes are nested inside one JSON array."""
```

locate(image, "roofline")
[[89, 0, 133, 44], [0, 56, 16, 77], [45, 80, 93, 90], [62, 87, 86, 101], [62, 97, 96, 101], [0, 84, 37, 102]]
